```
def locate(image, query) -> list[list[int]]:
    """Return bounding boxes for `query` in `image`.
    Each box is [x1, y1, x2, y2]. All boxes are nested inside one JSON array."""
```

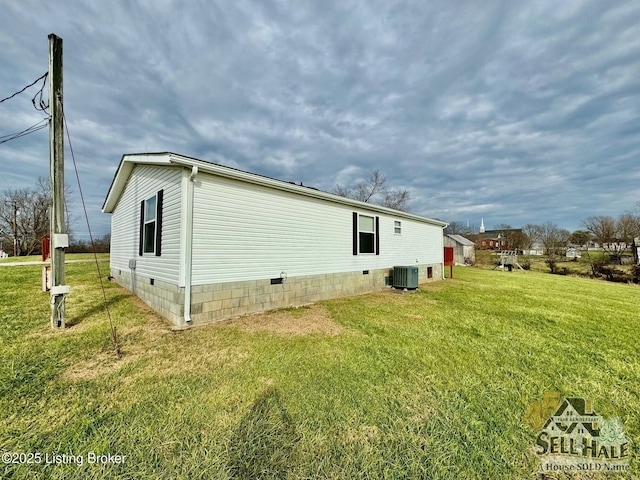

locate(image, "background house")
[[476, 236, 509, 250], [103, 153, 447, 327], [443, 234, 475, 265], [476, 228, 522, 251], [522, 242, 544, 256]]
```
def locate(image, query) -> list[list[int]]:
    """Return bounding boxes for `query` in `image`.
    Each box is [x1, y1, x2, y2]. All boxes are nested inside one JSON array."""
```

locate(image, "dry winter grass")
[[220, 303, 344, 337]]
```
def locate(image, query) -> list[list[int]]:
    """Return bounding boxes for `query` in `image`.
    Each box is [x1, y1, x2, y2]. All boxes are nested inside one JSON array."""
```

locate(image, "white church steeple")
[[479, 217, 485, 233]]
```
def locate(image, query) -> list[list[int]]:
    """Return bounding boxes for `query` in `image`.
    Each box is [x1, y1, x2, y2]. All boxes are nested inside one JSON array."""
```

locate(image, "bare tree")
[[538, 222, 570, 256], [568, 230, 591, 247], [332, 184, 351, 199], [444, 221, 466, 235], [382, 190, 410, 211], [618, 213, 640, 245], [0, 177, 72, 256], [583, 213, 640, 263], [333, 169, 410, 211], [582, 216, 625, 258], [509, 230, 529, 251], [522, 224, 542, 250], [0, 188, 48, 256], [355, 170, 387, 203]]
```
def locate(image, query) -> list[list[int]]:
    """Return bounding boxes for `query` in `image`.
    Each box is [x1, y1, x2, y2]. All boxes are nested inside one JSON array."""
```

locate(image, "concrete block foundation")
[[111, 263, 443, 328]]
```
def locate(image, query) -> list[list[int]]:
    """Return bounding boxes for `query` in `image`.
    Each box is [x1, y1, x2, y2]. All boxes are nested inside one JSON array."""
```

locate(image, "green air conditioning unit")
[[393, 266, 419, 289]]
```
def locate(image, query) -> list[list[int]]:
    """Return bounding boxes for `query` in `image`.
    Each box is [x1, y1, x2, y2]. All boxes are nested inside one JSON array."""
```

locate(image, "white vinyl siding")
[[190, 172, 443, 285], [110, 165, 182, 284]]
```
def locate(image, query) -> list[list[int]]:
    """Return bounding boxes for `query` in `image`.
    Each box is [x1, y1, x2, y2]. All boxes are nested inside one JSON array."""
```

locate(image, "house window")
[[139, 190, 163, 256], [359, 215, 375, 253], [427, 267, 433, 279], [394, 220, 401, 234], [352, 212, 379, 255], [143, 195, 156, 254]]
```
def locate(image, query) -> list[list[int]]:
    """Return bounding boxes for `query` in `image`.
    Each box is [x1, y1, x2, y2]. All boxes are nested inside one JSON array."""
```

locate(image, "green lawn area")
[[1, 260, 639, 479], [0, 253, 110, 263]]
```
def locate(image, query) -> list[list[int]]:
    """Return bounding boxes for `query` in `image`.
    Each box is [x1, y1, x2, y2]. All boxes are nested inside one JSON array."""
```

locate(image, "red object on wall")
[[444, 247, 454, 265], [42, 237, 50, 262], [444, 246, 454, 278]]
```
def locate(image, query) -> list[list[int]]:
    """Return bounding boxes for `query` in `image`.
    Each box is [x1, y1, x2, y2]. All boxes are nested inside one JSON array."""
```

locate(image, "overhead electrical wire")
[[0, 72, 50, 145], [0, 117, 49, 145], [0, 72, 48, 105], [31, 75, 49, 113]]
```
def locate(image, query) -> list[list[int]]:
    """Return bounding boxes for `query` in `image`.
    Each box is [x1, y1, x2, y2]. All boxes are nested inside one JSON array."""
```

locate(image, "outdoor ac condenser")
[[393, 266, 419, 289]]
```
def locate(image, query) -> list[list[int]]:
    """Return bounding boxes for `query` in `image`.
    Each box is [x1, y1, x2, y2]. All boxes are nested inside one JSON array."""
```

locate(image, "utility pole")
[[12, 202, 18, 257], [49, 33, 69, 328]]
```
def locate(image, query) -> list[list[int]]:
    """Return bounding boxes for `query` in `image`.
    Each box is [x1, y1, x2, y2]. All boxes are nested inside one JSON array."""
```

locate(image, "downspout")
[[183, 165, 198, 324]]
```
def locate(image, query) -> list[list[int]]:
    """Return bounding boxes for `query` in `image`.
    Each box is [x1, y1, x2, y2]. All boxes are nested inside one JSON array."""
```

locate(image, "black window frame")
[[139, 190, 163, 257], [352, 212, 380, 255]]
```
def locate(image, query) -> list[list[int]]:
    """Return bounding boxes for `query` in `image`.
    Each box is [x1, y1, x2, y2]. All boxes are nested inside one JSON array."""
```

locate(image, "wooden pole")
[[49, 33, 67, 328], [12, 202, 17, 257]]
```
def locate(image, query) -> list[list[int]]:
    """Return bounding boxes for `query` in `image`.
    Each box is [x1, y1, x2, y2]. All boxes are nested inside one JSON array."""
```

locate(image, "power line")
[[0, 73, 49, 145], [0, 72, 48, 105], [61, 100, 120, 357], [0, 117, 49, 145], [31, 74, 49, 113]]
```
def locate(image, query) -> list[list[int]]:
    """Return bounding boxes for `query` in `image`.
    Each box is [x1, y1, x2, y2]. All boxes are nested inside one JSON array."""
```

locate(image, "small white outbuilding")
[[102, 152, 447, 327], [443, 234, 476, 265]]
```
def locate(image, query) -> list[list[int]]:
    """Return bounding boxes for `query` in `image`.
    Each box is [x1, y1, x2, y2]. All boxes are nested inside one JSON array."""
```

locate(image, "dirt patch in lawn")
[[224, 303, 344, 337]]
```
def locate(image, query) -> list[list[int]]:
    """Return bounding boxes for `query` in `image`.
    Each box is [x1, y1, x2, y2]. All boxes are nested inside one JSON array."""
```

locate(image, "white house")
[[102, 152, 447, 328]]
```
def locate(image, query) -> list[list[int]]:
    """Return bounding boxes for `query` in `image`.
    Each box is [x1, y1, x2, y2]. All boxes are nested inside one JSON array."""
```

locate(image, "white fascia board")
[[102, 153, 173, 213]]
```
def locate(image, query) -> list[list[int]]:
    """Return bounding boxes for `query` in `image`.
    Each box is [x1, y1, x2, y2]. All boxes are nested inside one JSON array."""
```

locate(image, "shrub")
[[633, 265, 640, 284], [545, 256, 558, 274]]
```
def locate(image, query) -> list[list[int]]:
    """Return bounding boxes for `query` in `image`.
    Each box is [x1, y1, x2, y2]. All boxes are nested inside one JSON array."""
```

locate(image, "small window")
[[394, 220, 401, 234], [359, 214, 375, 254], [143, 195, 157, 254], [139, 190, 163, 256], [427, 267, 433, 279]]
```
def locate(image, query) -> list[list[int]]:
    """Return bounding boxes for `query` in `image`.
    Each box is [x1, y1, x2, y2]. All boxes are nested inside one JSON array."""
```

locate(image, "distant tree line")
[[66, 235, 110, 254], [0, 178, 110, 256], [0, 178, 59, 256], [445, 202, 640, 263]]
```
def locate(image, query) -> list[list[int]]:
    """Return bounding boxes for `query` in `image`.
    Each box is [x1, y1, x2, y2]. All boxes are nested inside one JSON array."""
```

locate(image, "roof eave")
[[103, 152, 448, 228], [102, 153, 173, 213], [167, 153, 447, 227]]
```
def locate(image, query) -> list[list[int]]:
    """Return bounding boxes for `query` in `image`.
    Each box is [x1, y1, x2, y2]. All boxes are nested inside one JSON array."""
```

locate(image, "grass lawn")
[[1, 260, 639, 479], [0, 253, 110, 264]]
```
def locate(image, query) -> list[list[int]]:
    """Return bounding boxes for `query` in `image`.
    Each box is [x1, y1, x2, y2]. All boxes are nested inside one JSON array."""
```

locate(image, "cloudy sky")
[[1, 0, 639, 238]]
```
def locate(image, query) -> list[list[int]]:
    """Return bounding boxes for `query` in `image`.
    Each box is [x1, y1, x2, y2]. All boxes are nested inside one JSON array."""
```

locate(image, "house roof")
[[446, 234, 475, 246], [102, 152, 448, 228], [476, 228, 522, 240]]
